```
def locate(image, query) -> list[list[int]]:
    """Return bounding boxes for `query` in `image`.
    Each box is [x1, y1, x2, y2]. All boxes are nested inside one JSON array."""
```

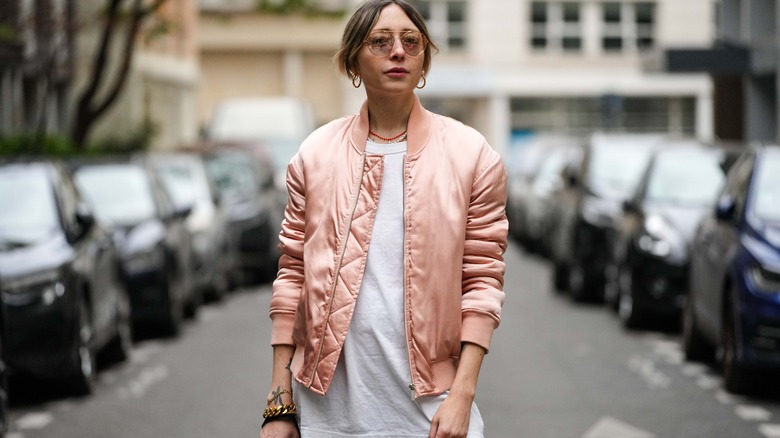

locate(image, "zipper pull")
[[409, 383, 416, 400]]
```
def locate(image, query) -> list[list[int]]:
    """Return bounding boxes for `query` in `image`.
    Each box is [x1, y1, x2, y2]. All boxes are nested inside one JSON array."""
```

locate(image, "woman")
[[260, 1, 508, 437]]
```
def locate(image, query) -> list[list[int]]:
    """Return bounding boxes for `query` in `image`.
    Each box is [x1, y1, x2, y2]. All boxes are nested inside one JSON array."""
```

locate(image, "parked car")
[[683, 144, 780, 394], [204, 96, 315, 184], [506, 134, 575, 243], [0, 161, 131, 395], [520, 141, 583, 256], [147, 152, 233, 301], [605, 143, 736, 328], [202, 146, 284, 286], [71, 159, 197, 336], [0, 292, 8, 436], [548, 133, 665, 301]]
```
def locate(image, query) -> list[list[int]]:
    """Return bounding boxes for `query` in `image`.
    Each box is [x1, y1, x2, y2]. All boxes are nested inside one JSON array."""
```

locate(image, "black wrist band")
[[262, 413, 297, 428]]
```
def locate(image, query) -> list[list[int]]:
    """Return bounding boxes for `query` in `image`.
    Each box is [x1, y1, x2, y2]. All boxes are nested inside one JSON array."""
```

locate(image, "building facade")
[[197, 0, 715, 155], [662, 0, 780, 143]]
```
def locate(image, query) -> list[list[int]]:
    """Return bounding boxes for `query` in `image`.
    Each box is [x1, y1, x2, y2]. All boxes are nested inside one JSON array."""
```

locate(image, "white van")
[[205, 97, 316, 173]]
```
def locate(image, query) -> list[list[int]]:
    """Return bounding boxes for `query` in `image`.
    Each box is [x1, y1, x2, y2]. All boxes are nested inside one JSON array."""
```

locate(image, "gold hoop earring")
[[352, 75, 362, 88], [416, 74, 426, 89]]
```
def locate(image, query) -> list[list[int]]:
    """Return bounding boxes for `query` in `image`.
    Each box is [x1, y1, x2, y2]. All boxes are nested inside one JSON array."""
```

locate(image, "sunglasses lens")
[[367, 33, 393, 56], [366, 31, 426, 56]]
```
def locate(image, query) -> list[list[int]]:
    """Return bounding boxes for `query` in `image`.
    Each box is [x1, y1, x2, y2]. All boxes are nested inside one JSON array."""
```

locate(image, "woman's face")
[[356, 4, 425, 96]]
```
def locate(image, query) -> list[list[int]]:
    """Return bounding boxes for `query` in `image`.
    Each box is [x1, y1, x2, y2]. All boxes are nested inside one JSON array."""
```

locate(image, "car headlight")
[[580, 196, 616, 227], [123, 248, 165, 275], [1, 270, 66, 305], [749, 263, 780, 292], [635, 215, 683, 259]]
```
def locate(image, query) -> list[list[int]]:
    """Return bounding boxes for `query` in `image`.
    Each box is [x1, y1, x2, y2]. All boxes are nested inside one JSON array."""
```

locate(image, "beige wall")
[[198, 12, 346, 129]]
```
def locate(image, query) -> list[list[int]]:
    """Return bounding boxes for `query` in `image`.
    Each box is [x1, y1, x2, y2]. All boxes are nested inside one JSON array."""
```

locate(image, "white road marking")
[[681, 363, 708, 377], [759, 424, 780, 438], [715, 389, 737, 405], [130, 343, 163, 365], [582, 416, 656, 438], [117, 364, 169, 399], [735, 405, 772, 422], [695, 374, 720, 390], [649, 339, 684, 364], [628, 356, 671, 389], [15, 412, 53, 430]]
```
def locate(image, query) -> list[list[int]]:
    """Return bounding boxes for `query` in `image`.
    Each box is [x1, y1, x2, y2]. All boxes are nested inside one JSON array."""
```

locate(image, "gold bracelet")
[[267, 388, 293, 406], [263, 404, 297, 419]]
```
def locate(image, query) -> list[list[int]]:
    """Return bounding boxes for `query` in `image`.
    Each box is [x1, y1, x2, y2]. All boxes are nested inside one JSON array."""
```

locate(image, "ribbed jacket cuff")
[[270, 314, 296, 346], [461, 313, 498, 354]]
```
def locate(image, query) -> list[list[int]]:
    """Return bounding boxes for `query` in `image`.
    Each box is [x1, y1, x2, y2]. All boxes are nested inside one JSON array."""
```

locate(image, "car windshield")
[[74, 165, 157, 226], [154, 160, 210, 208], [645, 150, 725, 207], [0, 166, 59, 246], [586, 143, 656, 200], [204, 154, 260, 199], [753, 151, 780, 221]]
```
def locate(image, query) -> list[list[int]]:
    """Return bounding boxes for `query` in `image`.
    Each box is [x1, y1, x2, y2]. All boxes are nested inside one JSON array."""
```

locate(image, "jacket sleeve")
[[461, 149, 509, 353], [269, 152, 306, 346]]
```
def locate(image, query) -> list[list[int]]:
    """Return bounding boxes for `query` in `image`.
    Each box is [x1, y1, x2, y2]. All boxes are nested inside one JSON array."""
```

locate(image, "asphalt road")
[[7, 242, 780, 438]]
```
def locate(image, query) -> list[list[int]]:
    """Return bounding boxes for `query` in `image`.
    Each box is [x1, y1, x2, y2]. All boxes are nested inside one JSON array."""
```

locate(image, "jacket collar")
[[350, 94, 431, 156]]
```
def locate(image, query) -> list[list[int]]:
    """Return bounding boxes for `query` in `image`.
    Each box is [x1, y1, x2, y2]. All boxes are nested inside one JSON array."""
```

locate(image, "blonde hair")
[[335, 0, 437, 81]]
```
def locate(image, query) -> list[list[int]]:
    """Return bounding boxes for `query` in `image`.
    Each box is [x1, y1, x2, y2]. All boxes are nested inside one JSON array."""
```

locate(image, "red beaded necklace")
[[368, 129, 408, 142]]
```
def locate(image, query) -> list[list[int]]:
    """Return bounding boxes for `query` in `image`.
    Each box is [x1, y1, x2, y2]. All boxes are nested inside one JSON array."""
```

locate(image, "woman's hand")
[[428, 391, 473, 438], [260, 419, 299, 438]]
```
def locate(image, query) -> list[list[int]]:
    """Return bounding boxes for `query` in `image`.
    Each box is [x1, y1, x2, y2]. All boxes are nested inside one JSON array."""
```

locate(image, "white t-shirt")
[[293, 140, 484, 437]]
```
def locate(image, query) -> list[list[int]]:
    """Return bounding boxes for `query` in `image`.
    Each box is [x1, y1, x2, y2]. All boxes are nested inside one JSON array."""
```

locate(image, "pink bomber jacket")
[[269, 95, 508, 398]]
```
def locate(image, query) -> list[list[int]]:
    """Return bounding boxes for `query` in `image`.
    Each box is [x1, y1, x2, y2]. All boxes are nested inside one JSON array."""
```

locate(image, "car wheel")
[[161, 272, 184, 337], [102, 287, 133, 364], [568, 260, 588, 302], [0, 336, 8, 437], [551, 261, 568, 293], [722, 298, 750, 394], [618, 269, 643, 329], [681, 295, 714, 362], [603, 263, 620, 312], [66, 299, 96, 396]]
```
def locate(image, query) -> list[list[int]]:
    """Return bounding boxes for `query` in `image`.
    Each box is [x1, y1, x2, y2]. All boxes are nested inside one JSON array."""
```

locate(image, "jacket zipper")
[[309, 152, 368, 389], [402, 155, 416, 400]]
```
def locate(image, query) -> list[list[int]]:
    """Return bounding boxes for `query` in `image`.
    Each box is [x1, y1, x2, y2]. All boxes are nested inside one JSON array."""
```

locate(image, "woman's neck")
[[365, 92, 415, 138]]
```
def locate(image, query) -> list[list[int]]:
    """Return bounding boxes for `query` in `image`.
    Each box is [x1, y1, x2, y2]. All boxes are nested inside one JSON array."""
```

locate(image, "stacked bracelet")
[[261, 404, 298, 429], [263, 404, 297, 418]]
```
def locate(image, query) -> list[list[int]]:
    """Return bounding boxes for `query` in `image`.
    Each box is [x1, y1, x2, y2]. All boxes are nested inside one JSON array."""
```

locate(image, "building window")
[[601, 2, 655, 53], [530, 2, 582, 53], [412, 0, 467, 52]]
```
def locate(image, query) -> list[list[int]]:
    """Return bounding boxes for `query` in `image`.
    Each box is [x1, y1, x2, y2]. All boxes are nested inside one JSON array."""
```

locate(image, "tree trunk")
[[70, 0, 167, 149]]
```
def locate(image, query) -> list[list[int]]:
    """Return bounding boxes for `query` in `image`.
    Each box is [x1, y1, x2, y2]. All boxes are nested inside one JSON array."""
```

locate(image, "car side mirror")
[[622, 199, 639, 214], [715, 195, 736, 222], [564, 167, 579, 188], [73, 203, 95, 240]]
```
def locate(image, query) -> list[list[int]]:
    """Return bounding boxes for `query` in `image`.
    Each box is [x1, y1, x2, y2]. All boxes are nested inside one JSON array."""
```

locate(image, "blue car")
[[684, 144, 780, 393]]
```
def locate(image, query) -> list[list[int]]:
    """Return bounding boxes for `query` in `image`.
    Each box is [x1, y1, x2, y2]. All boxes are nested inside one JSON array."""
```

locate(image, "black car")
[[684, 144, 780, 393], [0, 294, 8, 437], [148, 152, 233, 301], [506, 134, 578, 244], [520, 141, 583, 257], [549, 133, 664, 301], [0, 161, 131, 395], [202, 146, 284, 286], [71, 159, 197, 337], [606, 143, 735, 328]]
